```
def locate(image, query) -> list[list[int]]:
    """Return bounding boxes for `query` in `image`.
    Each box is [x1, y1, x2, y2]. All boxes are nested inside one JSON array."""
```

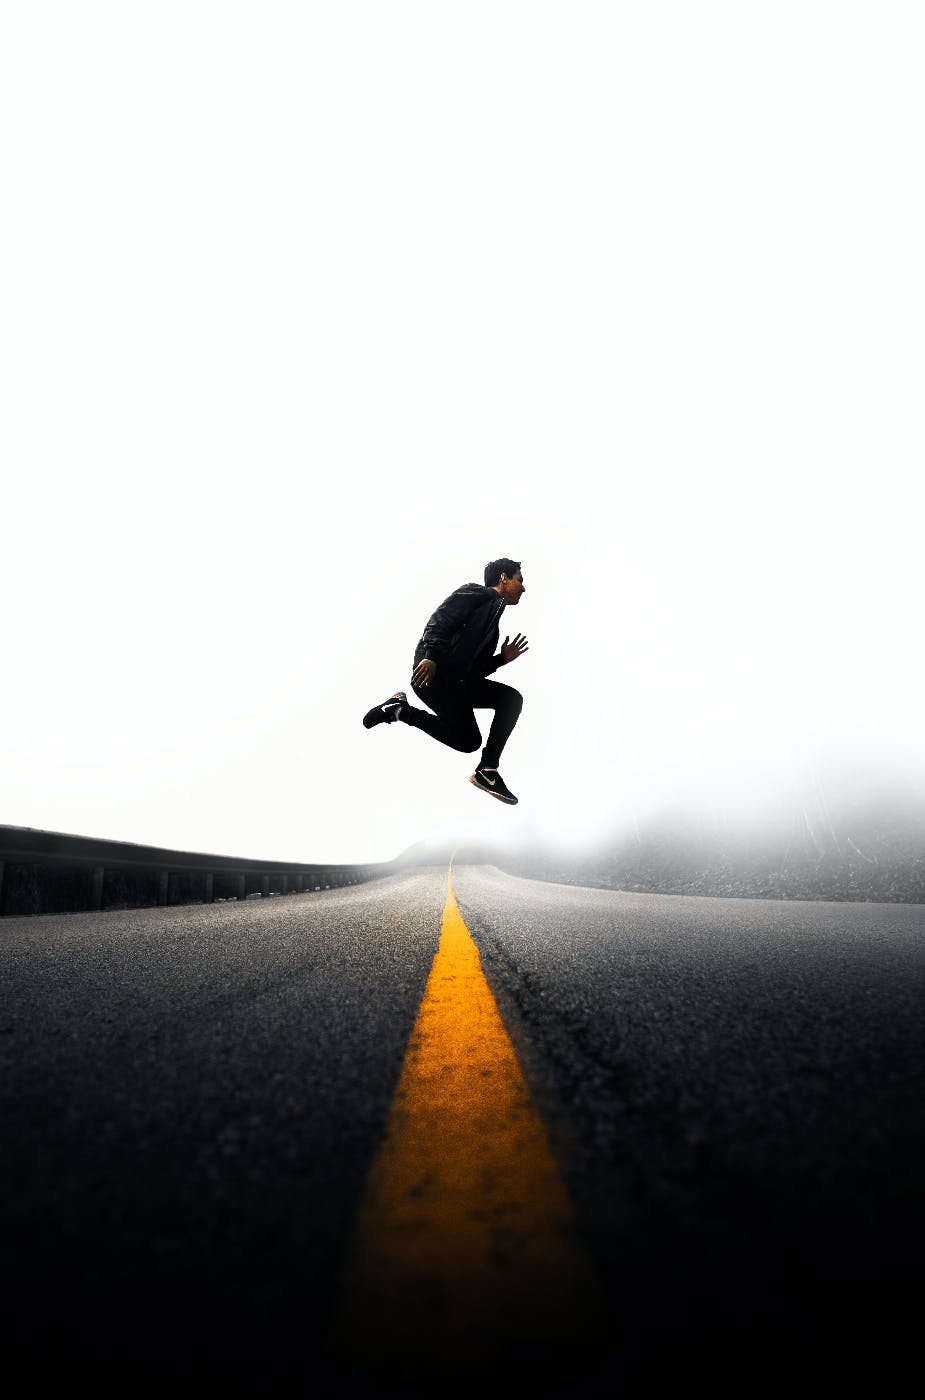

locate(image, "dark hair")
[[484, 558, 522, 587]]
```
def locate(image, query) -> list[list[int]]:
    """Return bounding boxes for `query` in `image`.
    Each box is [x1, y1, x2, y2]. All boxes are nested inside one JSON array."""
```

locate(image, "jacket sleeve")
[[477, 652, 506, 677], [420, 591, 482, 661]]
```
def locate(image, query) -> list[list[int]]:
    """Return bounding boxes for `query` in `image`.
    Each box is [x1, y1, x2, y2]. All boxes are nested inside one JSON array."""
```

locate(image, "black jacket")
[[414, 583, 507, 678]]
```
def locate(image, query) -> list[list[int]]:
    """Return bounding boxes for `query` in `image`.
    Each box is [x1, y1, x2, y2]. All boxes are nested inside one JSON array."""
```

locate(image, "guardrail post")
[[157, 871, 169, 906], [204, 872, 214, 904], [89, 866, 104, 911], [236, 875, 246, 900]]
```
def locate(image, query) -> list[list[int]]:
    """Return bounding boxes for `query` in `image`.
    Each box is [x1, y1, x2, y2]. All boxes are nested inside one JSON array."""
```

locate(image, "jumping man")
[[362, 558, 528, 804]]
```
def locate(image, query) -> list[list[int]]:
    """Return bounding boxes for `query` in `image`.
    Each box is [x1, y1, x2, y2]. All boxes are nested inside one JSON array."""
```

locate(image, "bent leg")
[[463, 678, 523, 769], [402, 673, 482, 754]]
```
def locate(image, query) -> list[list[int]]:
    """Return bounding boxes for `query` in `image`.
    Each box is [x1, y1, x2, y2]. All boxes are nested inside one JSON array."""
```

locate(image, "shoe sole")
[[468, 774, 518, 804]]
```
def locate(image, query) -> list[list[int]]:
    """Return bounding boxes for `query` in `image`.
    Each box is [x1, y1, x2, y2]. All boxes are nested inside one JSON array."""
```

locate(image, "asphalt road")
[[1, 866, 921, 1396]]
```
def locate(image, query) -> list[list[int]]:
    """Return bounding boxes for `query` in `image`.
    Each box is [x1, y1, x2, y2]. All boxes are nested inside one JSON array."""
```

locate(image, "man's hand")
[[412, 658, 437, 687], [500, 633, 529, 665]]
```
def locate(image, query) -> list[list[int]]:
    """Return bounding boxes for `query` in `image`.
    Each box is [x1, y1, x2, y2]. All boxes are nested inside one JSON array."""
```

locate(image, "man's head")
[[485, 557, 525, 605]]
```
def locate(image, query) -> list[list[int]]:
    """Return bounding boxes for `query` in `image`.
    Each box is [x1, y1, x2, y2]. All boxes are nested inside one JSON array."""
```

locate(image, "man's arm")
[[413, 590, 478, 687], [479, 633, 529, 676], [418, 589, 482, 662]]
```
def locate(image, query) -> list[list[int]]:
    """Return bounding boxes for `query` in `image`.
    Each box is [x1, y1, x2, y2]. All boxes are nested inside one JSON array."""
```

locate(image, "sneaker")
[[362, 691, 407, 729], [468, 767, 518, 804]]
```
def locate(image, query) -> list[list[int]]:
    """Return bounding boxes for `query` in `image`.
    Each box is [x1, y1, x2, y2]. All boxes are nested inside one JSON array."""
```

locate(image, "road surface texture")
[[1, 865, 921, 1397]]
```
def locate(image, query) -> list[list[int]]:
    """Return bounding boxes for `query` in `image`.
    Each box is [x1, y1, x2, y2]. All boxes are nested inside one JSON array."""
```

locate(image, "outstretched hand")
[[501, 633, 529, 665]]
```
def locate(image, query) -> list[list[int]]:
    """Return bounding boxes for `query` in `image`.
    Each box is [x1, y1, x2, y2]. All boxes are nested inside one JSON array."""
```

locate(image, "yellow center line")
[[329, 864, 608, 1380]]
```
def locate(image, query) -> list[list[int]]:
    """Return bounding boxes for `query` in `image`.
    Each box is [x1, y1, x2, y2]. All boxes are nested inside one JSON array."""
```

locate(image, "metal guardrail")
[[0, 825, 400, 917]]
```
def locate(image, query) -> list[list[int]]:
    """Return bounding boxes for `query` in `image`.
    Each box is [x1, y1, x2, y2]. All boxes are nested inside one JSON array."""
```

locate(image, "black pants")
[[403, 670, 523, 769]]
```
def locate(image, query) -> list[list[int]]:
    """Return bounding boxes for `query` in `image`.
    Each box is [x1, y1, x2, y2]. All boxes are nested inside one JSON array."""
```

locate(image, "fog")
[[2, 4, 922, 866]]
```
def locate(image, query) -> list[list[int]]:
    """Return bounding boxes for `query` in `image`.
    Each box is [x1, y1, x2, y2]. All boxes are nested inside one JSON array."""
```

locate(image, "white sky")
[[2, 3, 922, 863]]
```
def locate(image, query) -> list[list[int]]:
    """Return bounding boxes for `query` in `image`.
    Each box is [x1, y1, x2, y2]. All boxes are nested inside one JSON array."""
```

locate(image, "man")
[[362, 558, 528, 804]]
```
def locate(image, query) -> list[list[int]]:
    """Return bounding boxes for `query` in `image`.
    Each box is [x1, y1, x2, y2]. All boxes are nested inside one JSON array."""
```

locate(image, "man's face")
[[498, 571, 526, 605]]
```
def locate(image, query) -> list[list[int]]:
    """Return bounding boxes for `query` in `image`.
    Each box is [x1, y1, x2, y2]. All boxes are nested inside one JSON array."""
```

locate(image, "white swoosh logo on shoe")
[[481, 774, 497, 786]]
